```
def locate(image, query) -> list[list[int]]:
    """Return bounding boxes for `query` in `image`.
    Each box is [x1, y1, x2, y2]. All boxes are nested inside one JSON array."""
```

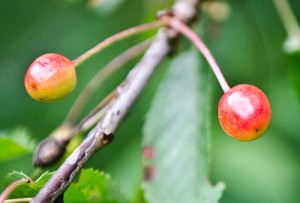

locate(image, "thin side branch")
[[73, 21, 163, 66], [0, 178, 31, 203], [4, 198, 32, 203], [161, 16, 230, 92], [272, 0, 300, 38], [65, 39, 152, 125]]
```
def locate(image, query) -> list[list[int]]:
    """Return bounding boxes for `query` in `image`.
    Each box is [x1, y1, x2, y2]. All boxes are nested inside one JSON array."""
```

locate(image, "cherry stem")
[[161, 16, 230, 92], [72, 21, 164, 67], [0, 178, 31, 203], [66, 39, 152, 125], [3, 198, 32, 203]]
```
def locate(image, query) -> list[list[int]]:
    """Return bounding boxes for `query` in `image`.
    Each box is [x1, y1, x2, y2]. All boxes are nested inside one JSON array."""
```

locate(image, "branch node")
[[100, 133, 114, 145]]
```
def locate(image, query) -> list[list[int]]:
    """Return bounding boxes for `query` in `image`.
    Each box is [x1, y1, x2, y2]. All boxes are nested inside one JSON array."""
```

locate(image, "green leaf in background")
[[0, 128, 35, 163], [142, 49, 225, 203], [65, 168, 128, 203], [285, 50, 300, 103], [3, 171, 53, 198]]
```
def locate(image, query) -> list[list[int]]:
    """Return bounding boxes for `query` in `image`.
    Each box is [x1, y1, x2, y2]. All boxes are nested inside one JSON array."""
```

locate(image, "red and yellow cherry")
[[24, 53, 77, 102], [218, 84, 271, 141]]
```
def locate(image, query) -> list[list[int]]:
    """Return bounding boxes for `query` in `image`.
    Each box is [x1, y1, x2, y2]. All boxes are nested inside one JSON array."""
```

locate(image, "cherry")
[[24, 53, 77, 102], [218, 84, 271, 141]]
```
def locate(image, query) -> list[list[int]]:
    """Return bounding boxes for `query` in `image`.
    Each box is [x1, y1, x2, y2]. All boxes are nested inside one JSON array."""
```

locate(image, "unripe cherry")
[[24, 53, 77, 102], [218, 84, 271, 141]]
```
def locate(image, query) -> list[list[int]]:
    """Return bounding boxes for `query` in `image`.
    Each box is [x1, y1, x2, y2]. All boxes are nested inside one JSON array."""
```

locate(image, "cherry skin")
[[218, 84, 271, 141], [24, 53, 77, 102]]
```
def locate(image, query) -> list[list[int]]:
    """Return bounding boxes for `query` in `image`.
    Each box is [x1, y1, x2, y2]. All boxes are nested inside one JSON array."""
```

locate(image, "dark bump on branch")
[[33, 137, 67, 167], [100, 133, 114, 145], [33, 124, 74, 167]]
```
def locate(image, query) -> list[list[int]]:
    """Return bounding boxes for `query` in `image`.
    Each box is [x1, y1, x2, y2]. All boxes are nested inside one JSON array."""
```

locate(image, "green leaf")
[[4, 171, 53, 198], [0, 127, 35, 163], [286, 50, 300, 103], [142, 49, 225, 203], [65, 168, 128, 203]]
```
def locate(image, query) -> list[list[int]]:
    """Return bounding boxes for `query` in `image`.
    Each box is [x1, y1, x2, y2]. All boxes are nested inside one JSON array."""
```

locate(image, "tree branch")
[[31, 0, 199, 202]]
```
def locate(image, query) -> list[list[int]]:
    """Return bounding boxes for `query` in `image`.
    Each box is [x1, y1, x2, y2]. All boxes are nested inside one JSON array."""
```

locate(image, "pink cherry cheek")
[[28, 61, 58, 83]]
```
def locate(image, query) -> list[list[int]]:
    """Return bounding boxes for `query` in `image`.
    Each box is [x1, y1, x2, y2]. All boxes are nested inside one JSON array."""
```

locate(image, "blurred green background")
[[0, 0, 299, 202]]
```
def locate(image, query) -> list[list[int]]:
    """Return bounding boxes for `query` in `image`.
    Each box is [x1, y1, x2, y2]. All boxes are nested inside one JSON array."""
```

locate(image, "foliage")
[[142, 49, 224, 202], [0, 128, 35, 163], [65, 169, 128, 203], [4, 171, 53, 198], [0, 0, 300, 203]]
